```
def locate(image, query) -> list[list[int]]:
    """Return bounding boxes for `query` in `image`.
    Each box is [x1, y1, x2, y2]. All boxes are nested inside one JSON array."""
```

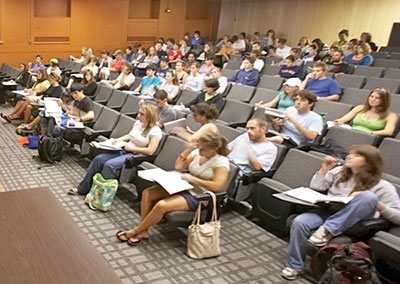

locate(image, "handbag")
[[187, 190, 221, 259], [84, 173, 118, 212]]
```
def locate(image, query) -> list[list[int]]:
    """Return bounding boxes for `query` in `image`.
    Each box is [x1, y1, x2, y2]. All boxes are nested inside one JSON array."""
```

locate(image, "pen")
[[254, 101, 263, 110]]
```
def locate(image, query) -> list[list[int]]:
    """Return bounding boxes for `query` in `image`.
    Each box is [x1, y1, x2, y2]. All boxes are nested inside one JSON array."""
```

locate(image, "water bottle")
[[320, 112, 326, 123], [61, 112, 68, 127]]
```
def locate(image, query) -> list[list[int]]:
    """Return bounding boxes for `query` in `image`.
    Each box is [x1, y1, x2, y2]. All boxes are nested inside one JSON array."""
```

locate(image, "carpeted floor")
[[0, 103, 314, 284]]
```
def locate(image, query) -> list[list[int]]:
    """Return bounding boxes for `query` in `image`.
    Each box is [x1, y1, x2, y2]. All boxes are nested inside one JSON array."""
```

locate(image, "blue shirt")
[[305, 78, 341, 98], [140, 76, 161, 96], [228, 69, 259, 86]]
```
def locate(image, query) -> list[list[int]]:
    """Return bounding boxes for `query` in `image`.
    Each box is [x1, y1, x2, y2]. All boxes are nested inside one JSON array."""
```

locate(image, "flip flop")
[[0, 113, 11, 123], [67, 188, 79, 195], [127, 237, 142, 246], [116, 231, 130, 242]]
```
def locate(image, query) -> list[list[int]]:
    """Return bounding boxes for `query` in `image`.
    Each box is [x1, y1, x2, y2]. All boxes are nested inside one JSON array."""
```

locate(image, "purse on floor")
[[187, 190, 221, 259], [84, 173, 118, 212]]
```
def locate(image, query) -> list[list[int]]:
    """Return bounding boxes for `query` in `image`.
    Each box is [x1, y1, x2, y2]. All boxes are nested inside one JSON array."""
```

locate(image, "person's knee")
[[291, 214, 311, 232], [153, 199, 168, 214], [354, 191, 378, 206]]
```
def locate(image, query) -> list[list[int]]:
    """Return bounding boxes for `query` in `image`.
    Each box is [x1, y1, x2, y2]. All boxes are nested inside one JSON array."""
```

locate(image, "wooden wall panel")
[[218, 0, 400, 48], [31, 17, 70, 37]]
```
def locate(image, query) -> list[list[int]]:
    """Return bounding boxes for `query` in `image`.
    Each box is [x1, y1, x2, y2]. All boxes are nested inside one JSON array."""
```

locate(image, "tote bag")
[[84, 173, 118, 212], [187, 191, 221, 259]]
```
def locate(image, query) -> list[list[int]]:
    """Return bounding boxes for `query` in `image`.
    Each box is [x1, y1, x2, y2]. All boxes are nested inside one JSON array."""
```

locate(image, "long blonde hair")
[[140, 104, 158, 137], [198, 133, 229, 156]]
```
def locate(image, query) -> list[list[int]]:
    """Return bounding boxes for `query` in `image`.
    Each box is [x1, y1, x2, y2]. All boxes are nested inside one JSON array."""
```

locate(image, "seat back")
[[335, 74, 366, 89], [363, 77, 400, 94], [353, 66, 385, 78], [106, 90, 128, 110], [154, 136, 188, 170], [371, 51, 388, 59], [221, 69, 237, 79], [325, 126, 379, 149], [226, 84, 255, 102], [93, 107, 120, 132], [225, 59, 242, 70], [373, 59, 400, 69], [389, 52, 400, 60], [257, 75, 283, 90], [249, 88, 279, 105], [176, 89, 200, 106], [383, 68, 400, 80], [186, 114, 202, 132], [110, 115, 136, 138], [261, 65, 281, 76], [94, 85, 114, 104], [120, 94, 141, 117], [71, 63, 84, 73], [313, 100, 353, 122], [379, 138, 400, 178], [129, 77, 143, 91], [341, 88, 371, 106], [91, 101, 105, 125], [216, 99, 253, 125], [390, 94, 400, 113], [215, 123, 244, 142], [108, 71, 120, 81], [272, 149, 324, 188]]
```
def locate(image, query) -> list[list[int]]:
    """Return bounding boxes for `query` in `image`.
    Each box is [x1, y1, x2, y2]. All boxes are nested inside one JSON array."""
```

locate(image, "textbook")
[[90, 139, 127, 150], [138, 168, 193, 194], [267, 130, 297, 145], [264, 107, 286, 118], [163, 118, 186, 134], [273, 187, 353, 206]]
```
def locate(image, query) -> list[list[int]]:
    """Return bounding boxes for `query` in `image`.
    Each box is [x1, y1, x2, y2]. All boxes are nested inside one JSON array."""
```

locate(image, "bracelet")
[[179, 154, 187, 161]]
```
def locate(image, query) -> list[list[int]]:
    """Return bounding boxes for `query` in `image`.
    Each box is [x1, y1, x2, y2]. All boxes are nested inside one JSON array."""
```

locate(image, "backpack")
[[313, 242, 381, 284], [297, 138, 347, 159], [38, 135, 64, 164]]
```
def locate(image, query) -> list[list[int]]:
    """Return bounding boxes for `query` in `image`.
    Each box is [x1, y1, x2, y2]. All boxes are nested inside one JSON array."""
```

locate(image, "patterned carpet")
[[0, 103, 313, 284]]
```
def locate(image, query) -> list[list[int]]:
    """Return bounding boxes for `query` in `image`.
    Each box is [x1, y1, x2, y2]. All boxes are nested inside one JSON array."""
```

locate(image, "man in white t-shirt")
[[275, 38, 291, 59], [240, 50, 264, 72], [269, 90, 323, 147], [228, 118, 278, 201]]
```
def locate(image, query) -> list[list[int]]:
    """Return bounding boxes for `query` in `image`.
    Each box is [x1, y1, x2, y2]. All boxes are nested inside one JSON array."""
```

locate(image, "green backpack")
[[84, 173, 118, 212]]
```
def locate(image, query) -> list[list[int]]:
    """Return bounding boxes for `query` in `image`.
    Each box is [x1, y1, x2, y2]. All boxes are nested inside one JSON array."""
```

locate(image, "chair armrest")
[[346, 218, 391, 237], [227, 121, 247, 128], [242, 171, 271, 185], [125, 154, 157, 168], [83, 128, 112, 141]]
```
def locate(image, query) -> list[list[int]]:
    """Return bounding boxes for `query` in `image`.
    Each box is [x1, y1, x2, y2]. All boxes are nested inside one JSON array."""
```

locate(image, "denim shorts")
[[177, 190, 199, 211]]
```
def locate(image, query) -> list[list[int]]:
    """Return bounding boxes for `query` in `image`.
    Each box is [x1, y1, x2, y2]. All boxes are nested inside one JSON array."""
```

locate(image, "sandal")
[[127, 237, 142, 246], [67, 188, 79, 195], [116, 231, 130, 242], [0, 113, 11, 123]]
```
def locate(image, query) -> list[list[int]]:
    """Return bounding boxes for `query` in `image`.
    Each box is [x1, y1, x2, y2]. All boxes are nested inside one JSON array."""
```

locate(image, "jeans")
[[286, 191, 378, 271], [77, 150, 133, 195]]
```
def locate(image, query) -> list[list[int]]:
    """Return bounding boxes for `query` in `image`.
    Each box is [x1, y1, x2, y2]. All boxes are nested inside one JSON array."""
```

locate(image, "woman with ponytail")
[[116, 133, 230, 246], [281, 144, 400, 280]]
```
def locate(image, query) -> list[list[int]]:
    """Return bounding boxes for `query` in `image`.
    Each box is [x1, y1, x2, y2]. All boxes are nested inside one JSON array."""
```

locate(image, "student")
[[28, 55, 45, 73], [139, 90, 176, 128], [343, 42, 373, 66], [275, 55, 303, 79], [183, 62, 204, 92], [100, 63, 135, 90], [100, 50, 125, 80], [133, 65, 161, 98], [174, 60, 188, 86], [281, 145, 400, 280], [210, 67, 228, 95], [228, 57, 259, 86], [157, 70, 180, 101], [327, 50, 350, 74]]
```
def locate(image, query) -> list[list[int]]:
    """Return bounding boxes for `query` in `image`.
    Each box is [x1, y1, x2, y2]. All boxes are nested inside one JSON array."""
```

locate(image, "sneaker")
[[308, 226, 332, 247], [280, 267, 300, 280]]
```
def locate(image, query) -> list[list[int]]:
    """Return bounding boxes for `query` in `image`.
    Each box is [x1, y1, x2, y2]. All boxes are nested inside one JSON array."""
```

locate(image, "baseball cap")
[[283, 78, 302, 87]]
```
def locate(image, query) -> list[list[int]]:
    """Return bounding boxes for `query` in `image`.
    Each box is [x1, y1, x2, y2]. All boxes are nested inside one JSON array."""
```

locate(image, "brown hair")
[[166, 70, 179, 86], [362, 88, 391, 119], [190, 103, 219, 121], [295, 89, 317, 105], [335, 144, 383, 192], [313, 62, 327, 72], [140, 104, 158, 137], [356, 42, 372, 55], [198, 133, 230, 156], [48, 72, 61, 82], [35, 69, 48, 84], [82, 70, 95, 86]]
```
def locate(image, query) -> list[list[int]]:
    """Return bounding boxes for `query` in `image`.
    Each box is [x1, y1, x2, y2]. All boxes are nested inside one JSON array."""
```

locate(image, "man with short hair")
[[100, 50, 125, 80], [269, 90, 323, 147], [191, 30, 205, 47], [240, 50, 264, 72], [215, 40, 235, 67], [228, 57, 259, 86], [156, 56, 171, 81], [139, 90, 176, 128], [155, 42, 167, 58], [276, 55, 303, 79], [328, 50, 350, 74], [100, 63, 135, 90], [134, 64, 161, 97], [301, 62, 341, 101], [331, 29, 349, 51], [275, 38, 291, 59], [228, 118, 278, 201]]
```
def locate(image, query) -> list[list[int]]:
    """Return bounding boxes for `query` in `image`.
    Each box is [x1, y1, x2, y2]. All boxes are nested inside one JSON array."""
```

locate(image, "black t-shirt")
[[328, 62, 350, 74], [83, 81, 98, 97], [74, 96, 93, 113], [40, 85, 63, 98]]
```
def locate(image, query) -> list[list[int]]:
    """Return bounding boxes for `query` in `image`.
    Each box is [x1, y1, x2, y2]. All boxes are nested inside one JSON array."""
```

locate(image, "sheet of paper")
[[44, 97, 62, 116], [12, 90, 31, 96], [90, 139, 127, 150], [138, 169, 193, 194], [283, 187, 353, 204], [2, 81, 17, 86]]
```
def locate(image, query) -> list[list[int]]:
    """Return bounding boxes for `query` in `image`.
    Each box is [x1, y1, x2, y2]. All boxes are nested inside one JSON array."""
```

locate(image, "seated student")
[[228, 57, 259, 86], [72, 47, 93, 65], [172, 103, 219, 144], [327, 50, 350, 74], [28, 55, 45, 73], [277, 48, 303, 67], [0, 63, 29, 104], [191, 30, 205, 48], [255, 78, 301, 111], [1, 69, 50, 122], [199, 56, 215, 78], [232, 33, 246, 53], [263, 29, 277, 48], [174, 60, 188, 86], [297, 36, 311, 56], [100, 50, 125, 80], [133, 47, 160, 77], [179, 78, 224, 112], [179, 39, 191, 58], [216, 34, 230, 52], [312, 38, 330, 61], [343, 42, 373, 66], [301, 62, 341, 101], [80, 56, 99, 77], [228, 118, 278, 200], [156, 56, 171, 81], [165, 38, 174, 53], [51, 83, 94, 139], [46, 59, 62, 76], [183, 62, 204, 92], [275, 55, 303, 79], [251, 41, 267, 56], [331, 29, 349, 51], [281, 145, 400, 280], [360, 32, 377, 52], [332, 88, 398, 136], [321, 46, 338, 65], [157, 70, 180, 101], [100, 63, 135, 90], [268, 90, 323, 147], [197, 42, 215, 62], [155, 42, 167, 59], [210, 67, 228, 95], [124, 46, 135, 63], [343, 38, 358, 56], [115, 132, 229, 245], [139, 90, 176, 128], [215, 39, 235, 68], [98, 50, 112, 69], [302, 44, 318, 63], [183, 52, 197, 73], [133, 65, 161, 98], [67, 70, 98, 97], [67, 103, 161, 195], [131, 47, 147, 67], [168, 42, 183, 64], [273, 39, 291, 59], [240, 50, 264, 72]]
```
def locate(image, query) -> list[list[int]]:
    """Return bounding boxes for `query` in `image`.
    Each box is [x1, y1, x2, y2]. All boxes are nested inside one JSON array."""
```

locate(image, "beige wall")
[[218, 0, 400, 48]]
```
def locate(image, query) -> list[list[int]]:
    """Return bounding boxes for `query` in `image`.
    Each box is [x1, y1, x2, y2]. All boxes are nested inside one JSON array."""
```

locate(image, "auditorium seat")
[[313, 100, 353, 122], [352, 66, 385, 78], [340, 88, 370, 106], [334, 74, 366, 89], [216, 99, 253, 127], [257, 75, 284, 90], [225, 84, 255, 102], [363, 77, 400, 94], [373, 59, 400, 69], [249, 88, 280, 106]]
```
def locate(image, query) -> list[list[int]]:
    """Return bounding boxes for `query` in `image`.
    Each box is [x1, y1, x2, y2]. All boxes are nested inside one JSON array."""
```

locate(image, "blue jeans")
[[77, 150, 133, 195], [286, 191, 378, 271]]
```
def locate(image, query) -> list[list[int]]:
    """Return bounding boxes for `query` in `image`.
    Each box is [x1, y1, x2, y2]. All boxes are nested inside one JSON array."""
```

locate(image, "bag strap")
[[191, 190, 218, 225]]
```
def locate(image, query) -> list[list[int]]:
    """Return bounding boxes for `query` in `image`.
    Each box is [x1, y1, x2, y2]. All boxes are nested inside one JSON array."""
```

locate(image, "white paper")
[[2, 81, 17, 86], [12, 90, 31, 96], [90, 139, 127, 150], [66, 121, 85, 129], [138, 169, 193, 194], [44, 97, 62, 117], [283, 187, 353, 204], [71, 73, 84, 78]]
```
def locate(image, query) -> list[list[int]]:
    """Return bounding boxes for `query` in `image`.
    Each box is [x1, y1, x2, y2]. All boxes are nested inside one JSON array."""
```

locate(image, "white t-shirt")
[[127, 120, 162, 148], [217, 76, 228, 94], [240, 59, 264, 72], [276, 46, 291, 59], [280, 106, 323, 145], [228, 133, 277, 175], [114, 73, 135, 89], [188, 149, 230, 195], [233, 39, 246, 51]]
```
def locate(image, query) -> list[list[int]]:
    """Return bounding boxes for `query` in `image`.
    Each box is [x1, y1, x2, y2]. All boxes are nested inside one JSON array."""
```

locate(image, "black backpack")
[[313, 242, 381, 284], [38, 135, 64, 164]]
